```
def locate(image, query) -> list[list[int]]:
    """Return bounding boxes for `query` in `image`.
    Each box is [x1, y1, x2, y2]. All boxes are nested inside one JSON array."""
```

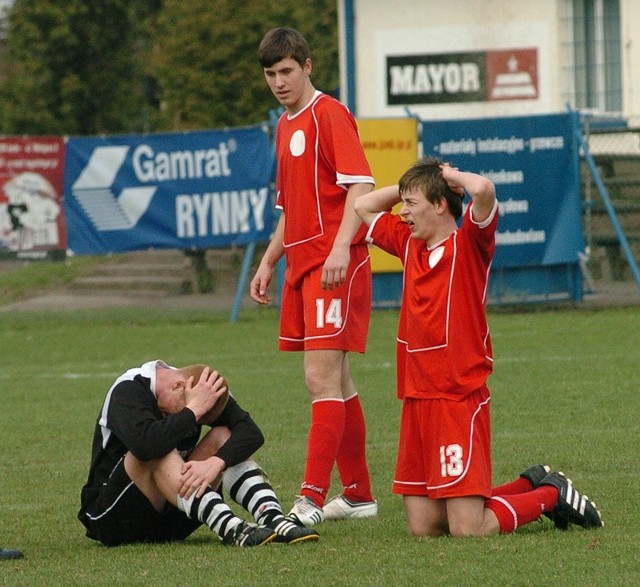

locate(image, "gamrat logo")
[[71, 146, 156, 231]]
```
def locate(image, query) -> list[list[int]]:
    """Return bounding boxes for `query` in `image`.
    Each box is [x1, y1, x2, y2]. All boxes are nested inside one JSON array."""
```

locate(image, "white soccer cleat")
[[323, 494, 378, 521], [287, 496, 325, 527]]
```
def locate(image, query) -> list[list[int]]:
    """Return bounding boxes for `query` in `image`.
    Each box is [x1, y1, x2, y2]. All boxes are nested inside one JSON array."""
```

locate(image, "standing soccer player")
[[250, 27, 377, 526], [354, 157, 603, 536]]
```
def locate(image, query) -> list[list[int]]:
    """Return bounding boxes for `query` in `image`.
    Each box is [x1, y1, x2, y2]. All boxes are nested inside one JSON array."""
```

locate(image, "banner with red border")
[[0, 136, 67, 260]]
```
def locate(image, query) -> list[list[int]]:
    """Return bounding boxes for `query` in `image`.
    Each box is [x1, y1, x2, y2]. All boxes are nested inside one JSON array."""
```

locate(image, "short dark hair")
[[399, 157, 464, 220], [258, 27, 311, 68]]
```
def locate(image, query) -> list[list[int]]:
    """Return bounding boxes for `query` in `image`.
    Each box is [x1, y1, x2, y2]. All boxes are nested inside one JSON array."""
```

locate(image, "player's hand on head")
[[198, 368, 228, 396], [184, 367, 228, 420], [440, 164, 465, 197]]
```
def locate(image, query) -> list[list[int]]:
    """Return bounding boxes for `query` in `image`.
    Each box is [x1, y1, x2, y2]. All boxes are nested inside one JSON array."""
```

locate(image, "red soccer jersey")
[[275, 91, 374, 286], [367, 202, 499, 400]]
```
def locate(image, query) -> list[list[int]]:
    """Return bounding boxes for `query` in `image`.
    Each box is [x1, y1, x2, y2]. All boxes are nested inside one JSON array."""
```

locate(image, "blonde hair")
[[176, 364, 210, 383]]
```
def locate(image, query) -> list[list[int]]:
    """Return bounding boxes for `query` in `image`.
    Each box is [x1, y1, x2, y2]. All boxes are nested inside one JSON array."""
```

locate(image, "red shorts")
[[393, 386, 492, 499], [278, 245, 371, 352]]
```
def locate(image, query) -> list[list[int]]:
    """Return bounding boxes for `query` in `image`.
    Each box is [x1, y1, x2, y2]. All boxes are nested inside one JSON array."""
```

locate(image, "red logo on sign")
[[487, 49, 538, 101]]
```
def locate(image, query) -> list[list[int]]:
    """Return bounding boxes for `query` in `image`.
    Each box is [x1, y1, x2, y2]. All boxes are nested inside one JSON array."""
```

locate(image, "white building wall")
[[620, 0, 640, 119], [344, 0, 640, 121]]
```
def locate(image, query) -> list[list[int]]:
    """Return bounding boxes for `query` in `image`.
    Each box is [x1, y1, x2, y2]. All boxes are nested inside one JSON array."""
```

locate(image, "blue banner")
[[423, 113, 585, 269], [63, 126, 274, 254]]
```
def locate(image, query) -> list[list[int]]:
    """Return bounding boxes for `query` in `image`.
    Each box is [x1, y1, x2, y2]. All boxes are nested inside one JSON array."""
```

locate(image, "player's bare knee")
[[304, 368, 342, 400], [123, 452, 159, 486], [304, 372, 330, 399], [447, 518, 485, 537], [303, 351, 344, 399]]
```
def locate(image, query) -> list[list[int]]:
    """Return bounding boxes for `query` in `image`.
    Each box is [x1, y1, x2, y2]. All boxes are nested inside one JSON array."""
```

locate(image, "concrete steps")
[[69, 249, 245, 298]]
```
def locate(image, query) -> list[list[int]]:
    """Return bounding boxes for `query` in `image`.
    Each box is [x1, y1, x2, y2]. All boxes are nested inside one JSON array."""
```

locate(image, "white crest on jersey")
[[289, 129, 306, 157]]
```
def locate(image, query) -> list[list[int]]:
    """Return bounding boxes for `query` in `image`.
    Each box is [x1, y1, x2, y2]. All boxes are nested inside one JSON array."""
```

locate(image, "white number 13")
[[440, 444, 464, 477], [316, 298, 343, 329]]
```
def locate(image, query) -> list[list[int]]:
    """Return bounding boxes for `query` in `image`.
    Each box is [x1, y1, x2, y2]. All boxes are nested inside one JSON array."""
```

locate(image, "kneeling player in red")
[[355, 157, 603, 536], [79, 360, 319, 547]]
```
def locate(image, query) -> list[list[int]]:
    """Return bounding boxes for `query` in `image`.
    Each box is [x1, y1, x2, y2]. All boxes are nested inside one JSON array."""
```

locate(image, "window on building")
[[563, 0, 622, 114]]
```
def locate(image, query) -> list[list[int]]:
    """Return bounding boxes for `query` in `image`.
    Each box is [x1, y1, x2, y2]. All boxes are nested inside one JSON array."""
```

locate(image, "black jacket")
[[79, 361, 264, 515]]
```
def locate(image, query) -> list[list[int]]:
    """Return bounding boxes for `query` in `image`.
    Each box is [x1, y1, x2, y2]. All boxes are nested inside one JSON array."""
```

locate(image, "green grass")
[[0, 256, 106, 305], [0, 305, 638, 586]]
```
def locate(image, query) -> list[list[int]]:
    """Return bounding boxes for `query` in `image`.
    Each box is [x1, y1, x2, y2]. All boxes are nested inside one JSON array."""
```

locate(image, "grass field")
[[0, 304, 638, 586]]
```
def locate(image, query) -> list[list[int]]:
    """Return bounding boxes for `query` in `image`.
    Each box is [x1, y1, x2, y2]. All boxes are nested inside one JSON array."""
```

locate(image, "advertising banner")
[[387, 48, 538, 106], [63, 126, 274, 255], [358, 117, 418, 272], [422, 113, 584, 269], [0, 136, 67, 260]]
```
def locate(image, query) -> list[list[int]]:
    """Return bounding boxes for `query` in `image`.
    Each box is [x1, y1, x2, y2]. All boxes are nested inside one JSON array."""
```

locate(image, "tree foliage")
[[145, 0, 338, 130], [0, 0, 159, 135], [0, 0, 338, 135]]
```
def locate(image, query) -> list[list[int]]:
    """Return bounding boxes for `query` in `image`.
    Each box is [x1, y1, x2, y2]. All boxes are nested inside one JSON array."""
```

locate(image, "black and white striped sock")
[[177, 487, 241, 539], [223, 460, 282, 526]]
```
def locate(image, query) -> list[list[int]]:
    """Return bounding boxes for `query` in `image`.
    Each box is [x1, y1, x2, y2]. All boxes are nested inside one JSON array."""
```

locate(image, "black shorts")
[[79, 458, 202, 547]]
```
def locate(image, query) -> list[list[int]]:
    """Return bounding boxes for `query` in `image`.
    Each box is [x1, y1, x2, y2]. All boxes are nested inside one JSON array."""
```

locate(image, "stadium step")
[[68, 248, 246, 298], [71, 275, 190, 297]]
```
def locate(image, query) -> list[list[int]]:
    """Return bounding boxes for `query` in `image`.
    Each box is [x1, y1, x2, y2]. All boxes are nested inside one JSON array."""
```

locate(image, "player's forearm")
[[354, 184, 401, 226], [441, 164, 496, 221], [259, 214, 285, 267], [442, 167, 493, 203], [215, 421, 265, 467], [449, 169, 494, 201], [333, 182, 373, 248], [124, 409, 197, 461]]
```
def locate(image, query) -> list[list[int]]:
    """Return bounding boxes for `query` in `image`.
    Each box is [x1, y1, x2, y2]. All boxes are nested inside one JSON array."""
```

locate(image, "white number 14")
[[316, 298, 343, 329]]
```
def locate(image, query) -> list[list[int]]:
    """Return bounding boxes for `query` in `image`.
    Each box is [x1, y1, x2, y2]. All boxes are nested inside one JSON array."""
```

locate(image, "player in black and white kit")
[[78, 360, 318, 547]]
